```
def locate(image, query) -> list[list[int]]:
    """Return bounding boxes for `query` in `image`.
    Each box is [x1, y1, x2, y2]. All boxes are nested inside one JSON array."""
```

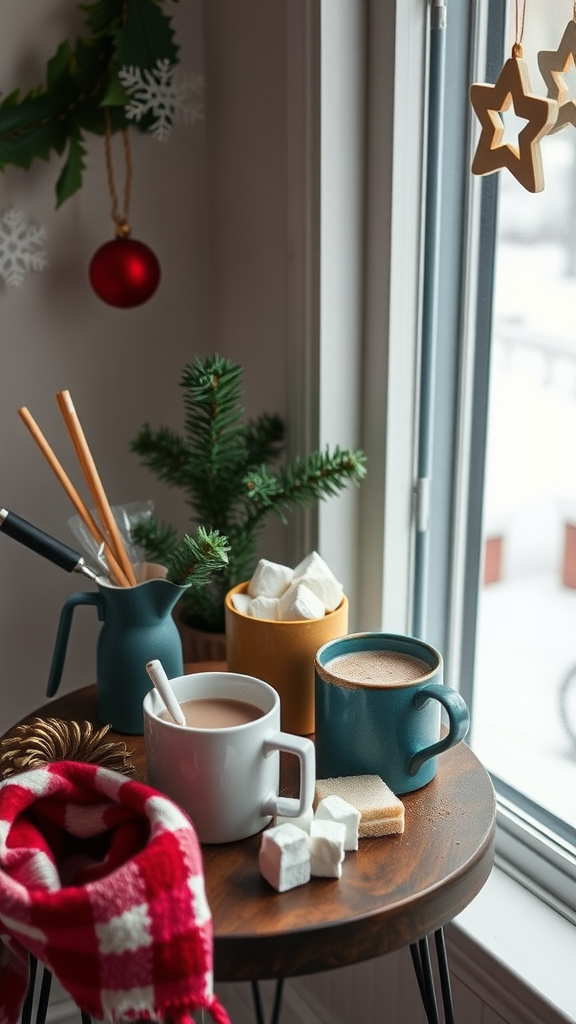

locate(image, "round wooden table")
[[4, 677, 496, 1024]]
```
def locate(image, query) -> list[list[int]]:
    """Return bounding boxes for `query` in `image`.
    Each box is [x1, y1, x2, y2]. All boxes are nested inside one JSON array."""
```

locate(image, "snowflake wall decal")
[[118, 59, 204, 142], [0, 208, 48, 288]]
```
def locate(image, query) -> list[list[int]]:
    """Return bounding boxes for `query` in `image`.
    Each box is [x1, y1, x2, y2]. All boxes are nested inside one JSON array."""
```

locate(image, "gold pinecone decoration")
[[0, 718, 135, 780]]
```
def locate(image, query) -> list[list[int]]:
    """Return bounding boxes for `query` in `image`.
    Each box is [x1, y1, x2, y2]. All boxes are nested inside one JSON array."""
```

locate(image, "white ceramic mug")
[[143, 671, 315, 843]]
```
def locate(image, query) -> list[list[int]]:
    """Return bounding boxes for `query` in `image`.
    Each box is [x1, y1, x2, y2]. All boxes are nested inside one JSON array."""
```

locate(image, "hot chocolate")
[[325, 649, 431, 687], [160, 697, 264, 728]]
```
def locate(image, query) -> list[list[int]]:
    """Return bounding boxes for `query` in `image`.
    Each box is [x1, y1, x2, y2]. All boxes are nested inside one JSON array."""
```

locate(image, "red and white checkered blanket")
[[0, 760, 230, 1024]]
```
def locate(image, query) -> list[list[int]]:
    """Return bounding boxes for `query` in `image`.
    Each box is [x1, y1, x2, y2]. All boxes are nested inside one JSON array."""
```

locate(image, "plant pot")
[[224, 581, 349, 735], [173, 605, 227, 664]]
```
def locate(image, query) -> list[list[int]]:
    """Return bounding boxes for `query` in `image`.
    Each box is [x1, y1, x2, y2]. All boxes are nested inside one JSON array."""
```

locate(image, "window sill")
[[449, 863, 576, 1023]]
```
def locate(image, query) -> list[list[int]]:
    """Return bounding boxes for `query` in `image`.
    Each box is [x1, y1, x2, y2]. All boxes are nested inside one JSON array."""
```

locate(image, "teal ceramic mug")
[[314, 632, 470, 794]]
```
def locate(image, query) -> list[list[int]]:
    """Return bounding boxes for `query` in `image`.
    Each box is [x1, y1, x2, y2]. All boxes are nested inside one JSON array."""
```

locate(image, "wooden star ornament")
[[538, 18, 576, 134], [470, 48, 558, 193]]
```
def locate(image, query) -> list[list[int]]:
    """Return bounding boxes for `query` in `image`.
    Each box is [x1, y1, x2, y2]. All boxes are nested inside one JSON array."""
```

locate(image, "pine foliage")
[[130, 354, 367, 633], [0, 0, 179, 206], [165, 527, 230, 588]]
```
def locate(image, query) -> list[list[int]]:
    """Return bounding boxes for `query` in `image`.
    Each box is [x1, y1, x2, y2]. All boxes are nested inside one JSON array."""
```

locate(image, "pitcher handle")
[[46, 592, 104, 697]]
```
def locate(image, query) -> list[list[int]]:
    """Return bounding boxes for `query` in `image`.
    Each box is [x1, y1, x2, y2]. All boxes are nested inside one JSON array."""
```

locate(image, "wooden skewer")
[[17, 406, 131, 588], [55, 391, 138, 587]]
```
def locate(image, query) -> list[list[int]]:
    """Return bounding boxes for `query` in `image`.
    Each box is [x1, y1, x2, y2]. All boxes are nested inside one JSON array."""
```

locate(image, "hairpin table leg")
[[21, 955, 38, 1024], [270, 978, 284, 1024], [251, 981, 266, 1024], [410, 928, 456, 1024], [410, 937, 440, 1024], [434, 928, 455, 1024], [410, 942, 426, 999], [251, 980, 284, 1024], [35, 966, 52, 1024], [420, 935, 441, 1024], [20, 959, 52, 1024]]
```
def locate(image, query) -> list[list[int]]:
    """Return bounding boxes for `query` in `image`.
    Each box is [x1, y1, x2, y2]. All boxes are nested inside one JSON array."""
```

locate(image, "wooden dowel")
[[17, 407, 131, 588], [56, 391, 138, 587]]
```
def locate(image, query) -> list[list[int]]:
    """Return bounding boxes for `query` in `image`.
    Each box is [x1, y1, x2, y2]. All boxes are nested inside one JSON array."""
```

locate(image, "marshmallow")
[[308, 819, 346, 878], [293, 551, 333, 578], [248, 559, 294, 599], [259, 823, 311, 892], [248, 595, 280, 620], [315, 794, 361, 851], [275, 805, 314, 833], [295, 570, 343, 612], [231, 592, 253, 615], [278, 581, 326, 621], [293, 551, 344, 611]]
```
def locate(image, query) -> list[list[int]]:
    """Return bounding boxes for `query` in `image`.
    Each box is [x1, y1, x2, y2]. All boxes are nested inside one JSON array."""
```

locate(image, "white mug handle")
[[261, 730, 316, 818]]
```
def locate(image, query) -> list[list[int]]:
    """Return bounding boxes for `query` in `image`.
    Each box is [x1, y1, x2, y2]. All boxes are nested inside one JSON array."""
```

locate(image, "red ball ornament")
[[89, 236, 161, 308]]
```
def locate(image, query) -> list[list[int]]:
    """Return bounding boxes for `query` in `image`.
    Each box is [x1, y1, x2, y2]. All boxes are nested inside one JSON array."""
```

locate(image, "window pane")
[[469, 1, 576, 831]]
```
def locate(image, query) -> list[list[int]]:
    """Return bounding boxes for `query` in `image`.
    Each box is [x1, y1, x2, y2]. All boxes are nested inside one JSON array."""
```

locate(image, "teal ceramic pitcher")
[[47, 567, 188, 734]]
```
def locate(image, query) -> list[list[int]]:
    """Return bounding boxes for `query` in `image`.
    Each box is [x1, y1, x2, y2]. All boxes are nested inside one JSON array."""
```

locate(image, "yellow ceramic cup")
[[225, 581, 349, 735]]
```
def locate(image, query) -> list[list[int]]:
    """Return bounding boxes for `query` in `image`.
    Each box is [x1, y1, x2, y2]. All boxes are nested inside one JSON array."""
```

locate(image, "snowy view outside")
[[470, 106, 576, 830]]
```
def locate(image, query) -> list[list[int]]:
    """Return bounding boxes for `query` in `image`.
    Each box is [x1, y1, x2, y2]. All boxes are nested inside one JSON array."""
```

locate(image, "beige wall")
[[0, 0, 291, 731]]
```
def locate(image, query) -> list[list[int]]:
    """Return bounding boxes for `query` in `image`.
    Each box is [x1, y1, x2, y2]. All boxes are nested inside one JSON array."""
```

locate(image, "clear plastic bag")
[[68, 500, 155, 583]]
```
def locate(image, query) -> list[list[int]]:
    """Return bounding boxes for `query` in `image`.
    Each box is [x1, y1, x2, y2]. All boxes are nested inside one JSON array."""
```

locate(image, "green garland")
[[0, 0, 179, 207]]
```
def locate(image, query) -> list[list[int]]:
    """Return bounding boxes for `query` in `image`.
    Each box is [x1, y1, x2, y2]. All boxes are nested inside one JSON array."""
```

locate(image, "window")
[[468, 2, 576, 835], [423, 0, 576, 917], [464, 0, 576, 917], [313, 0, 576, 921]]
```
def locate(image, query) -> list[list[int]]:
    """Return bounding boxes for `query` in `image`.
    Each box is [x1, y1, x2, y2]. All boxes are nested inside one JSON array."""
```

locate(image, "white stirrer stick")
[[146, 659, 186, 726]]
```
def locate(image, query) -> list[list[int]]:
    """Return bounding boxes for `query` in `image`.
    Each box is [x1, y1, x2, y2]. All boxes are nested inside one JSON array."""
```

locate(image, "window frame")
[[452, 0, 576, 918], [305, 0, 576, 921]]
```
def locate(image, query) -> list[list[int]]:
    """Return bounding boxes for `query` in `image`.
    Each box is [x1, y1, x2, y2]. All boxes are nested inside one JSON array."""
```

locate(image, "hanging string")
[[512, 0, 527, 57], [103, 107, 133, 238]]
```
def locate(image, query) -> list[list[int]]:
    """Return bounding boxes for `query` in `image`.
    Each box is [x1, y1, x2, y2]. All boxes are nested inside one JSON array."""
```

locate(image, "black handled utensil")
[[0, 508, 100, 581]]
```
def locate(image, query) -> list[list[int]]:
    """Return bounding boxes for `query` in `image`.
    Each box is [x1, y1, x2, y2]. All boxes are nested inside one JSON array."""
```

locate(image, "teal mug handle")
[[408, 682, 470, 777], [46, 592, 104, 697]]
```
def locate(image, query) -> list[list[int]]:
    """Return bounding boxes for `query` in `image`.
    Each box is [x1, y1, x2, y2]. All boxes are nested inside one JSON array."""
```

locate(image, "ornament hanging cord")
[[513, 0, 526, 57], [103, 108, 133, 238]]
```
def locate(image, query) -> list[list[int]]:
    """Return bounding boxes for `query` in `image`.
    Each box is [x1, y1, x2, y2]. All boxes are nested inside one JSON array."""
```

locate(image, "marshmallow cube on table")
[[248, 559, 294, 599], [275, 804, 314, 833], [315, 794, 361, 851], [259, 823, 311, 892], [314, 775, 405, 837], [308, 819, 346, 878]]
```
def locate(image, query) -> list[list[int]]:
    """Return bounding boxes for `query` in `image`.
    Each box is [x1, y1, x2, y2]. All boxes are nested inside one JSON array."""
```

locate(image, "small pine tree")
[[130, 354, 367, 633]]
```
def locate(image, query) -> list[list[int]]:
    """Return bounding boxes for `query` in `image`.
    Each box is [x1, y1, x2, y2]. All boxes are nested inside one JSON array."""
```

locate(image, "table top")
[[3, 674, 496, 981]]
